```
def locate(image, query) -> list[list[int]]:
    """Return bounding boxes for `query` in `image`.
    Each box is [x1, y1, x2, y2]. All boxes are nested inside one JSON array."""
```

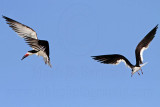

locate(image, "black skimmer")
[[92, 25, 158, 76], [3, 16, 52, 67]]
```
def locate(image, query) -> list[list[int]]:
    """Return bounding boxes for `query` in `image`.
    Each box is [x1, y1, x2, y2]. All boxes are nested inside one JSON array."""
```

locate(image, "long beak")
[[21, 54, 29, 60]]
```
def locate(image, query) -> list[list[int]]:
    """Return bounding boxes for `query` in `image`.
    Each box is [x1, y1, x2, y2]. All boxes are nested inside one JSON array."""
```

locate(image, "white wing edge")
[[114, 59, 132, 69]]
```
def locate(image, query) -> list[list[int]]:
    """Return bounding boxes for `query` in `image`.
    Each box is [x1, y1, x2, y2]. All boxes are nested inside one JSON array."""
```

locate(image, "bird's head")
[[21, 50, 37, 60]]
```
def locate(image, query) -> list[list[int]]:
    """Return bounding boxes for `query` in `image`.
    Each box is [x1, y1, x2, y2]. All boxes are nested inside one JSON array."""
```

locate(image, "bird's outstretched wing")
[[3, 16, 38, 39], [92, 54, 134, 69], [135, 25, 158, 66]]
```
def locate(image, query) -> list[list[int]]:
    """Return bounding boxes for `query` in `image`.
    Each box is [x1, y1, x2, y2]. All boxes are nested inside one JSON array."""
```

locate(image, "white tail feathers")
[[140, 62, 148, 68]]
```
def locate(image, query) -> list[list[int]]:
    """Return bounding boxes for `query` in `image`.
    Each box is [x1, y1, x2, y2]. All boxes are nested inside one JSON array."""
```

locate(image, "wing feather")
[[3, 16, 38, 39], [135, 25, 158, 66], [92, 54, 134, 69], [24, 37, 42, 51]]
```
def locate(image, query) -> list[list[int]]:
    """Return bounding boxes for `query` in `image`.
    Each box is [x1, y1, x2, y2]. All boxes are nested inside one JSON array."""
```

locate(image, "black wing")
[[92, 54, 134, 69], [135, 25, 158, 66], [38, 40, 50, 58], [38, 40, 51, 67]]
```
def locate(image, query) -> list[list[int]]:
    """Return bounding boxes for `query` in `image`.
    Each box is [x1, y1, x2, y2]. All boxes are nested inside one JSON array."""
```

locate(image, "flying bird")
[[3, 16, 52, 67], [92, 25, 158, 76]]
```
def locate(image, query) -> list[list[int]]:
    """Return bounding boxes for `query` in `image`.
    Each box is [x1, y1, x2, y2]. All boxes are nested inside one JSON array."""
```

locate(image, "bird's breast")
[[132, 66, 141, 74]]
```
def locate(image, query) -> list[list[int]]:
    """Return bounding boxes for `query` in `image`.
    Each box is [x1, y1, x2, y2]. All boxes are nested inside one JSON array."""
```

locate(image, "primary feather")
[[92, 54, 134, 69], [3, 16, 37, 39], [135, 25, 158, 66]]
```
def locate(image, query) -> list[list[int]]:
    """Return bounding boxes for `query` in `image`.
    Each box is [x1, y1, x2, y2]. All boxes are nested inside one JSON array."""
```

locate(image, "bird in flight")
[[92, 25, 158, 77], [3, 16, 52, 67]]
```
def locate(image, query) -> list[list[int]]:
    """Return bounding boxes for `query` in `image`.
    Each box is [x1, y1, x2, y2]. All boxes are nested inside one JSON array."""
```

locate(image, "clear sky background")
[[0, 0, 160, 107]]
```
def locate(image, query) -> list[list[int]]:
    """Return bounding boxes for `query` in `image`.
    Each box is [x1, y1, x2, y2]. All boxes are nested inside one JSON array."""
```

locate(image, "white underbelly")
[[36, 51, 45, 57], [132, 67, 141, 74]]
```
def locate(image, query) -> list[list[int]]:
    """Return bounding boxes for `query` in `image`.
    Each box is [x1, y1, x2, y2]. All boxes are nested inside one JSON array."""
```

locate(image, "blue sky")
[[1, 0, 160, 107]]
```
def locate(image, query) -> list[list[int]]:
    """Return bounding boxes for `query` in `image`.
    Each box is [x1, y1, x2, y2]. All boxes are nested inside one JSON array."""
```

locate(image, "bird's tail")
[[48, 62, 52, 68], [140, 62, 148, 68], [43, 57, 52, 68]]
